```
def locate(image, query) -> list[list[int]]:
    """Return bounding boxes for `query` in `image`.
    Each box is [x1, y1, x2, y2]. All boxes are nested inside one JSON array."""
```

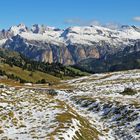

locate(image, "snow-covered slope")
[[57, 69, 140, 139], [63, 25, 140, 45], [0, 69, 140, 139], [0, 39, 7, 45]]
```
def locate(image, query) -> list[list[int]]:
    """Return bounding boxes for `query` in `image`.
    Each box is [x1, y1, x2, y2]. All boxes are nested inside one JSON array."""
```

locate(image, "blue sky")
[[0, 0, 140, 29]]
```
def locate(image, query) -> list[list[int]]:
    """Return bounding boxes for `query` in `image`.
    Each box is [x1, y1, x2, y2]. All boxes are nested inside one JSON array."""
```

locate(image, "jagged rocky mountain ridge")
[[0, 24, 140, 65]]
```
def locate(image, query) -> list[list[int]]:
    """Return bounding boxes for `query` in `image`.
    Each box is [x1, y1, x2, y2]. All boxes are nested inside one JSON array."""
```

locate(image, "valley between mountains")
[[0, 69, 140, 140]]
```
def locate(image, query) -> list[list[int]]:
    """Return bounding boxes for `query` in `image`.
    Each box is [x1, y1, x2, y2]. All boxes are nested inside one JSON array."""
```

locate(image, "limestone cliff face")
[[86, 48, 100, 59], [77, 48, 86, 60], [42, 50, 53, 63], [61, 47, 74, 65]]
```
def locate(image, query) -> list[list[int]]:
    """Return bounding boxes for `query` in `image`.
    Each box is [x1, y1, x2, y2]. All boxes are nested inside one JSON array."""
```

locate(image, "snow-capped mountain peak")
[[9, 23, 29, 35], [31, 24, 46, 34], [1, 24, 140, 46]]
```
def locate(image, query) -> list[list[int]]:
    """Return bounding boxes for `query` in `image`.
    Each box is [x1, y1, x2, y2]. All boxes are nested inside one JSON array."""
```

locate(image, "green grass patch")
[[0, 64, 60, 84]]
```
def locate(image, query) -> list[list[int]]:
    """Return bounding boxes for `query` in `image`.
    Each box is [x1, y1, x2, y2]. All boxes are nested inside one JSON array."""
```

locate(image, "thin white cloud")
[[64, 18, 121, 29], [64, 18, 83, 25], [64, 18, 101, 26], [89, 20, 100, 26], [133, 16, 140, 22], [104, 22, 120, 29]]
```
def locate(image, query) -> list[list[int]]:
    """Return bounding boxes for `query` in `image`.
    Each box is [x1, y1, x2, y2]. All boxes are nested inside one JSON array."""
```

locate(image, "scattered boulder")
[[81, 100, 93, 107], [48, 89, 58, 96], [135, 123, 140, 132], [120, 88, 137, 95], [0, 84, 6, 88]]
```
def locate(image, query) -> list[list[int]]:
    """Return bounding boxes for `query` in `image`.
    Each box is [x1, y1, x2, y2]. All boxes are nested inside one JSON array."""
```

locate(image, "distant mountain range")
[[0, 24, 140, 72]]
